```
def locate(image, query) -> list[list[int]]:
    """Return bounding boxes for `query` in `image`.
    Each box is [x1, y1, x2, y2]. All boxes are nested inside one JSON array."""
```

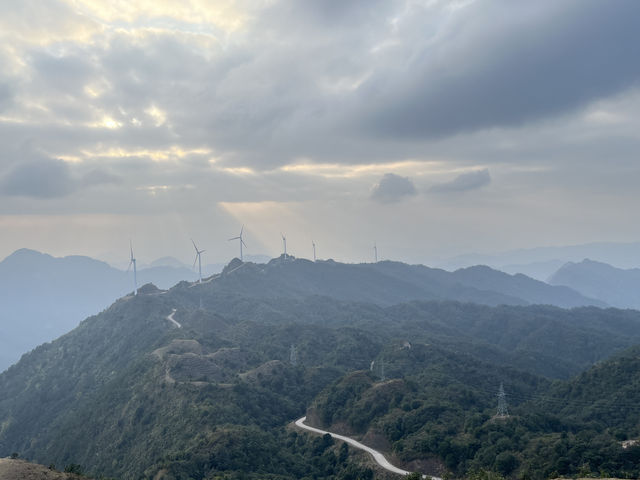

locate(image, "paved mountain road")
[[166, 309, 181, 328], [294, 416, 440, 479]]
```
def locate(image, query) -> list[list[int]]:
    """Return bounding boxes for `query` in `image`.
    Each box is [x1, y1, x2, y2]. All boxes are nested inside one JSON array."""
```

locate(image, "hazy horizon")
[[5, 239, 640, 275]]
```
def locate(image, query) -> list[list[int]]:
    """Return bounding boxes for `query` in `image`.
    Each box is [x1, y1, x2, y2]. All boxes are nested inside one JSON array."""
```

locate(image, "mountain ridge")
[[195, 256, 604, 309], [549, 258, 640, 309]]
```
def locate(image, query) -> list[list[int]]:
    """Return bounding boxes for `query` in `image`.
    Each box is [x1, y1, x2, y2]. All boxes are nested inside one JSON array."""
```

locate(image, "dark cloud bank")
[[359, 0, 640, 140]]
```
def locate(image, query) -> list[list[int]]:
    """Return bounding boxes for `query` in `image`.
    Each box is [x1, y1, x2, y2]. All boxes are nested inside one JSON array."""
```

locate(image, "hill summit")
[[198, 257, 602, 308]]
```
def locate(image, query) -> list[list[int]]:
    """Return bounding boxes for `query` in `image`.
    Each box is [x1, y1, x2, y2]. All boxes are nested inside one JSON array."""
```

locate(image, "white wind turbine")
[[281, 233, 287, 259], [228, 225, 247, 261], [191, 239, 205, 283], [128, 241, 138, 296], [374, 242, 378, 263], [312, 240, 316, 262]]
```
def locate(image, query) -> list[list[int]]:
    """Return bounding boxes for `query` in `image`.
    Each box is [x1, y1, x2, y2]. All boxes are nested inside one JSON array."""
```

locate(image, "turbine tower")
[[281, 233, 287, 259], [128, 241, 138, 296], [228, 225, 247, 261], [191, 239, 205, 283], [312, 240, 317, 262], [374, 242, 378, 263]]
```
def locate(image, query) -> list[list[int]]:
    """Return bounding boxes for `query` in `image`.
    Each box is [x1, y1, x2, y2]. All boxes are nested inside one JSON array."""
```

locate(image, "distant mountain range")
[[0, 248, 211, 371], [439, 241, 640, 280], [549, 259, 640, 309]]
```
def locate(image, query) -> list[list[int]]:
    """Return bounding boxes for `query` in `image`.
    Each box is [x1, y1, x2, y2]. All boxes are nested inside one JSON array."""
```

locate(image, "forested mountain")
[[1, 251, 601, 374], [549, 259, 640, 309], [543, 345, 640, 432], [0, 249, 201, 371], [201, 257, 602, 308], [311, 343, 640, 479], [0, 258, 639, 479]]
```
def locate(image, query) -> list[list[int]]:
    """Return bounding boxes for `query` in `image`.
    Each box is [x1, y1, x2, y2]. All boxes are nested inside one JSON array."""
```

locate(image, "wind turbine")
[[228, 225, 247, 261], [128, 241, 138, 296], [374, 242, 378, 263], [281, 233, 287, 259], [312, 240, 316, 262], [191, 239, 205, 283]]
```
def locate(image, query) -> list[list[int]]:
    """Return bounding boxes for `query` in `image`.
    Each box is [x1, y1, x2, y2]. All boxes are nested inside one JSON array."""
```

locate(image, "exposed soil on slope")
[[0, 458, 92, 480]]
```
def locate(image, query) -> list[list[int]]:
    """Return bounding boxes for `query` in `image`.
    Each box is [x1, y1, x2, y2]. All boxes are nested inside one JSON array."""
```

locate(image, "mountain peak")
[[3, 248, 48, 261], [223, 257, 245, 273]]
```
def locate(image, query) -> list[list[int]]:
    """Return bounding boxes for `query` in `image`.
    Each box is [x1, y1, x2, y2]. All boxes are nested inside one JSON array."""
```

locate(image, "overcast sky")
[[1, 0, 640, 267]]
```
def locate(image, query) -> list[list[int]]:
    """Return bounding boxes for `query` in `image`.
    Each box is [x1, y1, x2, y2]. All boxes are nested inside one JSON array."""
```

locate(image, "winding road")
[[166, 309, 181, 328], [294, 416, 440, 479]]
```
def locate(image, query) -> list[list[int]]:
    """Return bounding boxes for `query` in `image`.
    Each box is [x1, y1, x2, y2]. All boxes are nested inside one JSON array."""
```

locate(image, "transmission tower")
[[289, 344, 297, 366], [496, 382, 509, 418]]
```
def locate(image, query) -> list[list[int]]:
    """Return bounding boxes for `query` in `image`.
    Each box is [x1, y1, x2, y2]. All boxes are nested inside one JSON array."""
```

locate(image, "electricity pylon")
[[497, 382, 509, 418]]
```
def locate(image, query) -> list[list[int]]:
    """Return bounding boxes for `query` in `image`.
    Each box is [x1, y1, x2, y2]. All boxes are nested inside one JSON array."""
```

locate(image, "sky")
[[1, 0, 640, 267]]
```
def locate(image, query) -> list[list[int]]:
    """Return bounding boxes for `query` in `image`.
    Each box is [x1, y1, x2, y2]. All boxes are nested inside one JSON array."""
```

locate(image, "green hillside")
[[1, 260, 639, 479], [311, 344, 640, 479]]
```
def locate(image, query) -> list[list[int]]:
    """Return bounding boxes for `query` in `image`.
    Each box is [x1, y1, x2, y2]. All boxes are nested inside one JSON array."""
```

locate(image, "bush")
[[64, 463, 84, 474]]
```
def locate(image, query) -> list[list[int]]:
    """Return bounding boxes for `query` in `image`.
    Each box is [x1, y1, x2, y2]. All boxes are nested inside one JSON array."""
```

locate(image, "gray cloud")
[[5, 0, 638, 172], [430, 169, 491, 194], [1, 157, 77, 198], [82, 168, 122, 187], [360, 0, 640, 139], [371, 173, 416, 203], [29, 50, 95, 95], [0, 83, 12, 112], [0, 156, 121, 199]]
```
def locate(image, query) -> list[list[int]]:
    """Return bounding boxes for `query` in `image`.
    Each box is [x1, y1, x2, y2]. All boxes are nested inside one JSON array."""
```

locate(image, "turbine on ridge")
[[312, 240, 316, 262], [228, 225, 247, 261], [374, 242, 378, 263], [281, 233, 287, 259], [127, 240, 138, 296], [191, 239, 205, 283]]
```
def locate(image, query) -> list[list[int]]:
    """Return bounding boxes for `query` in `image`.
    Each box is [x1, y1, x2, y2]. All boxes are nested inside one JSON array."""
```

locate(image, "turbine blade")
[[241, 239, 247, 248], [229, 236, 239, 241], [191, 238, 198, 252], [240, 225, 244, 236], [193, 255, 198, 269]]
